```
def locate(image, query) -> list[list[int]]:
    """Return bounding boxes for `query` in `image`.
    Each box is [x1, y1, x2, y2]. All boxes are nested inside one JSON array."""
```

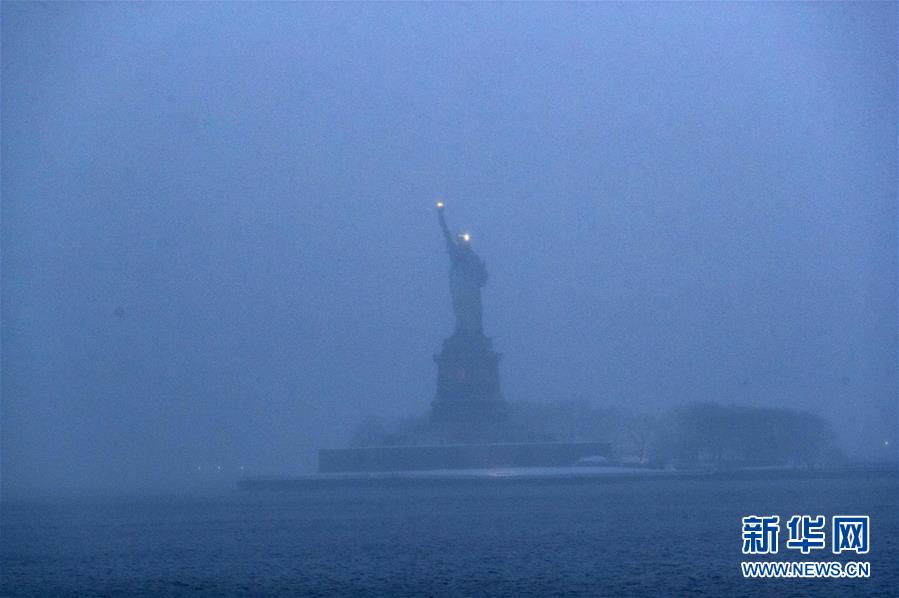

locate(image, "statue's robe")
[[447, 243, 487, 336]]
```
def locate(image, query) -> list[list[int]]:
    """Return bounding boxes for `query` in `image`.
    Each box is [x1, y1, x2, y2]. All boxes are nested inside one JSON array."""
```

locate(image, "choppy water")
[[2, 474, 897, 596]]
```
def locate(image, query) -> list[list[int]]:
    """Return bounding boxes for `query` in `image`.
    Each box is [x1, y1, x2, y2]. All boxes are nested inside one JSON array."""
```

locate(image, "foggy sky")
[[2, 2, 896, 496]]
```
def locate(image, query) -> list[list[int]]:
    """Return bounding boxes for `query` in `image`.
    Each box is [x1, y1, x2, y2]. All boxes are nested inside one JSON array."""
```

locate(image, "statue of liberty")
[[435, 202, 488, 337], [431, 201, 504, 424]]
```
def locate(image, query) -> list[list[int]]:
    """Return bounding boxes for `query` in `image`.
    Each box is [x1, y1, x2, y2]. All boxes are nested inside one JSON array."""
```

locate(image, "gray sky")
[[2, 2, 896, 496]]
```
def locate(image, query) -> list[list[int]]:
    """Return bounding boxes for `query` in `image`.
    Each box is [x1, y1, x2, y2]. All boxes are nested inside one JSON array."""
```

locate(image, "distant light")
[[885, 440, 891, 447], [435, 201, 444, 209], [461, 233, 471, 242], [217, 465, 222, 471]]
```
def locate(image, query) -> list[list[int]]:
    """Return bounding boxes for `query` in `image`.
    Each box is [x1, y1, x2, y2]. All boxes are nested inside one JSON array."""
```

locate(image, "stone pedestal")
[[431, 331, 506, 423]]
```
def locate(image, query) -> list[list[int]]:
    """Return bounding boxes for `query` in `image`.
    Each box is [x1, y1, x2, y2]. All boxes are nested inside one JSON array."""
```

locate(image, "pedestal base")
[[431, 331, 506, 424]]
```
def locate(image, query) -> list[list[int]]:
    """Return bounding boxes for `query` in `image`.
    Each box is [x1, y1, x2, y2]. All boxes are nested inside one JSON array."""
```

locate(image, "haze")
[[2, 2, 896, 497]]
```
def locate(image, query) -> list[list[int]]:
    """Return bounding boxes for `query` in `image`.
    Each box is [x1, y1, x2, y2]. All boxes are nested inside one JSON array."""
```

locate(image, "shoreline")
[[237, 464, 898, 491]]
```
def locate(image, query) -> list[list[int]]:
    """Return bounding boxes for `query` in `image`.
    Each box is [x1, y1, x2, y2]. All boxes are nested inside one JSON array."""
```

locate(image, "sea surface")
[[2, 473, 897, 597]]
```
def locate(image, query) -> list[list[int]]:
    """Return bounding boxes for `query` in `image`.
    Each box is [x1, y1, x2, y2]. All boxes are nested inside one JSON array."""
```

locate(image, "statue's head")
[[457, 232, 471, 245]]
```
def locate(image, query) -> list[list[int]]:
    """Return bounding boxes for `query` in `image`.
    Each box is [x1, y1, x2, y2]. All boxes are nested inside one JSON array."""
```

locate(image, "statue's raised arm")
[[435, 201, 455, 253]]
